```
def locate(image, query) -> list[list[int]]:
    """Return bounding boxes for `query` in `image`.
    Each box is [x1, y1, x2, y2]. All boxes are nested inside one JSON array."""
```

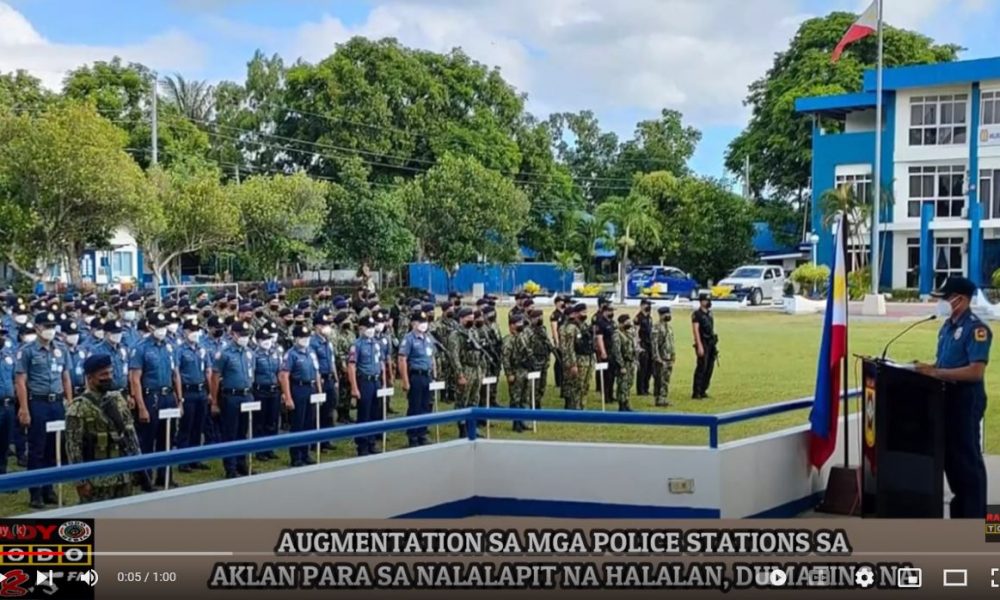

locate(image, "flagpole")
[[871, 0, 884, 294], [842, 212, 851, 468]]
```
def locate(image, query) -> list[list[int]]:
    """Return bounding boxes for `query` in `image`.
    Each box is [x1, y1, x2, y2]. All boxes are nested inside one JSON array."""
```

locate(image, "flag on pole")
[[831, 0, 878, 62], [808, 213, 848, 469]]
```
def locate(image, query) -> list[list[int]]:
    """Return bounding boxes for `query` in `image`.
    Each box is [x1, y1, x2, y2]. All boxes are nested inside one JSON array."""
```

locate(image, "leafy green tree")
[[133, 159, 241, 284], [161, 74, 214, 122], [0, 70, 52, 113], [553, 250, 580, 293], [548, 110, 622, 206], [596, 193, 662, 300], [572, 212, 611, 282], [615, 109, 701, 179], [725, 12, 961, 201], [0, 102, 147, 283], [401, 153, 529, 275], [227, 172, 328, 279]]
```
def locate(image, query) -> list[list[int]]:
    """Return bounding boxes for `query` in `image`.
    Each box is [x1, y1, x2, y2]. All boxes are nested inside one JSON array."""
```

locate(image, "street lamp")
[[809, 232, 820, 265]]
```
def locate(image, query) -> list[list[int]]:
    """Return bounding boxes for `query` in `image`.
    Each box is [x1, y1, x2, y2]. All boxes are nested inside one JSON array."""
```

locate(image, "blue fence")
[[406, 263, 573, 296], [0, 390, 860, 495]]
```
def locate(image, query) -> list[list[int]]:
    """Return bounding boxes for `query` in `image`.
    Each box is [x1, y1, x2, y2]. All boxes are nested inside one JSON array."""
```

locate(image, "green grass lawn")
[[0, 307, 992, 516]]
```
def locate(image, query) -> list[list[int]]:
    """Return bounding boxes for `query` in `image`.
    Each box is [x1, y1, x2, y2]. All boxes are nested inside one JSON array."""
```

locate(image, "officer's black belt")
[[222, 388, 251, 396], [253, 384, 279, 392], [30, 394, 60, 403], [291, 379, 314, 387], [358, 374, 380, 382], [408, 369, 430, 376], [183, 383, 206, 392], [144, 387, 173, 397]]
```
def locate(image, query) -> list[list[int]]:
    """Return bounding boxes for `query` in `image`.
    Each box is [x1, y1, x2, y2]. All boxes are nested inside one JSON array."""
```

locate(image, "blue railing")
[[0, 390, 860, 494]]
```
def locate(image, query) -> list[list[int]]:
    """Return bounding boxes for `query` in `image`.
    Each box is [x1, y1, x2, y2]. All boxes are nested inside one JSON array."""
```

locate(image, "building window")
[[907, 165, 965, 218], [982, 91, 1000, 126], [835, 172, 872, 203], [980, 169, 1000, 220], [846, 243, 869, 273], [906, 237, 920, 288], [112, 251, 133, 278], [909, 94, 967, 146], [934, 237, 964, 289]]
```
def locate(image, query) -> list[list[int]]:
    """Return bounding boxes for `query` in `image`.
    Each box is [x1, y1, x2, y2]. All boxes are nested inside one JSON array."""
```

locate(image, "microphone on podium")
[[880, 315, 937, 361]]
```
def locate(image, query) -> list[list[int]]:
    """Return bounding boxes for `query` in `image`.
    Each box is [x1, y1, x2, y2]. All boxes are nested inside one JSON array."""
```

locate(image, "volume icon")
[[79, 570, 98, 586]]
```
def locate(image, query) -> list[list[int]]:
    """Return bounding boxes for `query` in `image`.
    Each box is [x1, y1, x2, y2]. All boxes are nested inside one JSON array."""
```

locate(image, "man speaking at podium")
[[915, 277, 992, 518]]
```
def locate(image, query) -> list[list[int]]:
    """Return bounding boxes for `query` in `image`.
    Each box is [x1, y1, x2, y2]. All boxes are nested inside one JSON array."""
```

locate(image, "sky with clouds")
[[1, 0, 998, 178]]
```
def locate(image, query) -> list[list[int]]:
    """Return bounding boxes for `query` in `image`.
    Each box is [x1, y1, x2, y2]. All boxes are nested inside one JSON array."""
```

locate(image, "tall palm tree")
[[820, 182, 895, 275], [572, 211, 610, 282], [160, 74, 215, 122], [596, 192, 662, 301], [553, 249, 580, 293]]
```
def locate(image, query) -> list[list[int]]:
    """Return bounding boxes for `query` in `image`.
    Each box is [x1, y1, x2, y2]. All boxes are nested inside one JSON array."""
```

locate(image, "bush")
[[991, 268, 1000, 289], [886, 288, 920, 302], [522, 280, 541, 295], [848, 266, 871, 301], [577, 283, 603, 297], [790, 263, 830, 298]]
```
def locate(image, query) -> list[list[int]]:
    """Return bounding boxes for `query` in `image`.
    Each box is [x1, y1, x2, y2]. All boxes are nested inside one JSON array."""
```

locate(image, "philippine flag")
[[831, 0, 878, 63], [808, 213, 848, 469]]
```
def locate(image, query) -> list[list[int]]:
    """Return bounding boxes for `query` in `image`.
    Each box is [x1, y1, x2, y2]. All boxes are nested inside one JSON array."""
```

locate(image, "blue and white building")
[[796, 57, 1000, 293]]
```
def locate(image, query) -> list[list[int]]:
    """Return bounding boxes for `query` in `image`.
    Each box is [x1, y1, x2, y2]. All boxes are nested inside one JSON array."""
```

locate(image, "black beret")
[[528, 308, 544, 318], [83, 354, 112, 375], [571, 303, 588, 314], [640, 298, 652, 306], [475, 298, 489, 306], [658, 306, 672, 315], [522, 297, 534, 307], [333, 311, 350, 325], [457, 307, 475, 319], [617, 314, 631, 324], [510, 313, 525, 325], [333, 298, 349, 309], [278, 308, 293, 318], [422, 303, 436, 314], [698, 292, 711, 301], [238, 303, 253, 313]]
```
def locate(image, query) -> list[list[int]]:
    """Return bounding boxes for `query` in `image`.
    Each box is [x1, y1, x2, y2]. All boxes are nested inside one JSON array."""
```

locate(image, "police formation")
[[0, 286, 699, 509]]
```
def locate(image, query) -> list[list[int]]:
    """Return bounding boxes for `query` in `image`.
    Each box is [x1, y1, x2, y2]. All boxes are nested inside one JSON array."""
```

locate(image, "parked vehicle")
[[626, 266, 701, 300], [716, 265, 786, 305]]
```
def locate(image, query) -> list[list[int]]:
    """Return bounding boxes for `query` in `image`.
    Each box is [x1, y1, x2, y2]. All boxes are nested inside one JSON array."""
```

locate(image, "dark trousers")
[[203, 406, 221, 445], [155, 393, 179, 482], [601, 362, 617, 407], [219, 392, 250, 475], [135, 393, 162, 455], [319, 375, 338, 431], [553, 353, 563, 388], [356, 378, 379, 454], [693, 346, 717, 397], [13, 422, 25, 461], [406, 372, 431, 445], [337, 375, 353, 422], [27, 399, 64, 501], [636, 345, 652, 395], [253, 388, 280, 458], [176, 391, 207, 468], [944, 390, 987, 518], [0, 402, 12, 475], [288, 383, 316, 464]]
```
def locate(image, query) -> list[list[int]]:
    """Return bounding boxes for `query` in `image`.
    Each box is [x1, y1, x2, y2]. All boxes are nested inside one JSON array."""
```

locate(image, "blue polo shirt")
[[16, 340, 68, 397], [177, 341, 210, 386], [399, 331, 434, 371], [87, 340, 130, 391], [281, 345, 318, 384], [350, 337, 383, 378], [64, 343, 87, 390], [937, 309, 993, 374], [310, 334, 334, 375], [254, 346, 282, 386], [0, 346, 16, 399], [128, 338, 176, 391], [122, 325, 142, 349], [213, 345, 255, 391]]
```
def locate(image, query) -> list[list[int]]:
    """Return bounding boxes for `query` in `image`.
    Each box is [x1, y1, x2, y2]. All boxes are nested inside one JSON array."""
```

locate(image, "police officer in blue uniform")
[[0, 326, 15, 475], [210, 321, 255, 478], [200, 315, 228, 448], [121, 299, 143, 349], [87, 320, 130, 396], [310, 310, 338, 450], [349, 316, 387, 456], [128, 312, 182, 486], [11, 322, 36, 467], [398, 310, 435, 447], [279, 323, 320, 466], [916, 277, 993, 518], [176, 317, 211, 473], [15, 312, 72, 509], [61, 319, 87, 398], [253, 325, 282, 462]]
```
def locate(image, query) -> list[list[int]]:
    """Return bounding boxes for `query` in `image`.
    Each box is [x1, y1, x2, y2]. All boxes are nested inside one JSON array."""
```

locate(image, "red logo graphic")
[[0, 525, 57, 542], [0, 569, 29, 597]]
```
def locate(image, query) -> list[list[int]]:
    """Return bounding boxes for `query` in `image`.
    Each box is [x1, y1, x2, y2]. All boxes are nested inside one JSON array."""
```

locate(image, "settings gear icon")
[[855, 567, 875, 588]]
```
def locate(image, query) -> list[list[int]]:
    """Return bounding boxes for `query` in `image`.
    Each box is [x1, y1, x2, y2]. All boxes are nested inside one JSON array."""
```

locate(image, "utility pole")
[[234, 164, 240, 184], [743, 155, 751, 200], [150, 72, 158, 165]]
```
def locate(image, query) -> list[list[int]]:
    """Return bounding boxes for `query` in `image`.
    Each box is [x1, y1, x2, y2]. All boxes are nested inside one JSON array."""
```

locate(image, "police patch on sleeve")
[[4, 356, 11, 365], [976, 327, 989, 342]]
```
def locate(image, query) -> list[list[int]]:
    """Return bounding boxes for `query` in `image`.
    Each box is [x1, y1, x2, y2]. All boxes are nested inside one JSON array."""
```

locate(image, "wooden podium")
[[861, 358, 951, 518]]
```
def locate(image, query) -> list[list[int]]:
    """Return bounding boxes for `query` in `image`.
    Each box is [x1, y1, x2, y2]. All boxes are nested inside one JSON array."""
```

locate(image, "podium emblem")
[[864, 381, 876, 448]]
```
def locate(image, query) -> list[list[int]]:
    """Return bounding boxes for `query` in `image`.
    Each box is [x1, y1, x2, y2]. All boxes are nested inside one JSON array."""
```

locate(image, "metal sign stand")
[[377, 387, 395, 449], [595, 362, 609, 411], [481, 376, 497, 438], [429, 381, 445, 443], [159, 407, 182, 490], [527, 371, 541, 433], [241, 401, 262, 475], [310, 393, 325, 462], [47, 420, 66, 507]]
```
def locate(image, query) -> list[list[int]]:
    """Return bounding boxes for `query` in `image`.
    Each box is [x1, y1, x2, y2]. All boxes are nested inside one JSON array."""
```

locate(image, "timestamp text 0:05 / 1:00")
[[117, 571, 178, 583]]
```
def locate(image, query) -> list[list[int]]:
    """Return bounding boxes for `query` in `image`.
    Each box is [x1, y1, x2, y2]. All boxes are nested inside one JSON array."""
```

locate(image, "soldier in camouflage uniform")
[[559, 303, 594, 410], [477, 308, 503, 408], [527, 308, 553, 405], [432, 303, 458, 404], [447, 308, 482, 436], [65, 354, 138, 502], [501, 314, 532, 432], [651, 306, 675, 407], [611, 315, 637, 412], [333, 312, 355, 423]]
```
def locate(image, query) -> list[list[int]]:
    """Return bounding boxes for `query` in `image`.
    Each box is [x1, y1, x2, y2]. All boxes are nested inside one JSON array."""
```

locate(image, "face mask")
[[168, 323, 180, 334], [270, 334, 279, 344], [259, 339, 274, 351], [417, 323, 429, 333], [66, 334, 79, 346], [665, 316, 673, 323], [39, 328, 56, 342], [123, 311, 136, 322], [320, 326, 333, 337], [475, 321, 484, 328], [93, 329, 106, 340], [296, 337, 311, 348], [236, 336, 250, 347], [936, 298, 956, 318], [95, 378, 114, 394], [22, 334, 37, 344], [153, 328, 167, 341], [13, 315, 26, 325], [463, 320, 474, 329], [187, 331, 202, 343], [513, 325, 525, 333], [623, 324, 632, 330], [255, 310, 264, 319], [363, 329, 376, 339], [375, 323, 386, 333], [702, 301, 712, 309], [98, 308, 109, 318], [212, 329, 224, 339]]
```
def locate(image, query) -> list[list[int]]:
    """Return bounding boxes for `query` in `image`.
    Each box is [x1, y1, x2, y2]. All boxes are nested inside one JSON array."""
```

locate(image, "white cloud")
[[0, 1, 207, 90]]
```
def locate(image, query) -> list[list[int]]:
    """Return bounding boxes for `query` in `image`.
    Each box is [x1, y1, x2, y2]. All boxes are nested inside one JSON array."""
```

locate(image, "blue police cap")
[[231, 321, 251, 335], [931, 276, 976, 298]]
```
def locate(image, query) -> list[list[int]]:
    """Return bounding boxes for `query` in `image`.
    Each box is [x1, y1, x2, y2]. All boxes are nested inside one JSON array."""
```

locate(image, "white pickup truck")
[[717, 265, 786, 306]]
